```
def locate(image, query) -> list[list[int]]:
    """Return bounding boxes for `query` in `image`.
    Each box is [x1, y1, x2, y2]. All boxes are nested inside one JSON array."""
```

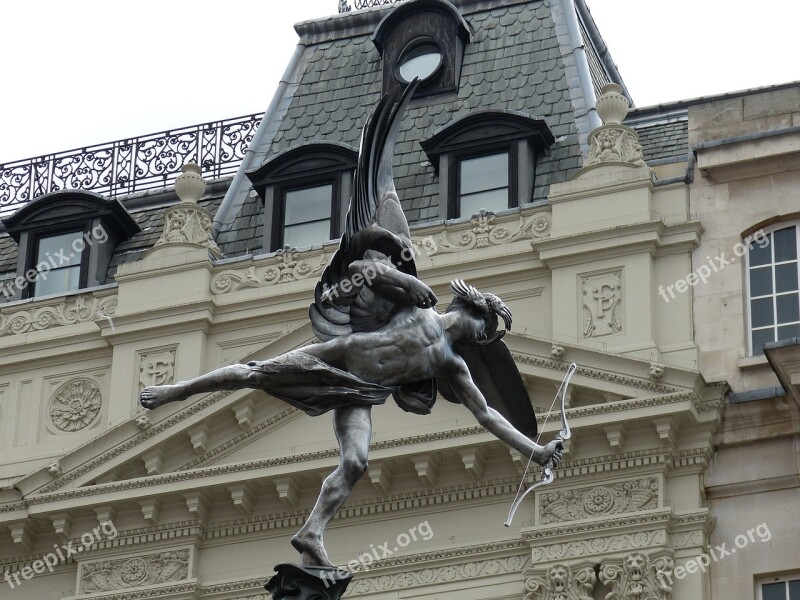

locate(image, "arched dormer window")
[[1, 190, 140, 300], [420, 110, 555, 219], [373, 0, 472, 98], [746, 221, 800, 355], [247, 142, 358, 253]]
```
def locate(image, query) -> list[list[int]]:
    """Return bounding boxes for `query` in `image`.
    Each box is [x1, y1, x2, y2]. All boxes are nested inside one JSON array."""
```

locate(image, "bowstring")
[[507, 369, 569, 514]]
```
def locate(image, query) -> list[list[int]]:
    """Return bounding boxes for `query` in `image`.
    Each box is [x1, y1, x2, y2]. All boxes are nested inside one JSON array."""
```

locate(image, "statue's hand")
[[539, 438, 564, 468], [408, 278, 438, 308]]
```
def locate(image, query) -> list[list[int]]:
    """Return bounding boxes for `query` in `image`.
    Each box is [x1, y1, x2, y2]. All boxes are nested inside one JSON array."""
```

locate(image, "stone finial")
[[150, 163, 222, 258], [175, 162, 206, 205], [580, 83, 647, 172], [595, 83, 629, 125]]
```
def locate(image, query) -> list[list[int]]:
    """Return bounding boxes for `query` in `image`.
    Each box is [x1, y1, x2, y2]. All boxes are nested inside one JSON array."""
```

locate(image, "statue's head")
[[445, 279, 512, 345]]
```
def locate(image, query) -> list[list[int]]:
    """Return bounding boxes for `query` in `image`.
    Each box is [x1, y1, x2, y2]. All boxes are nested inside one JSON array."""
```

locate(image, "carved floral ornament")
[[0, 293, 117, 337], [80, 549, 190, 594], [212, 246, 328, 294], [412, 209, 551, 257], [540, 478, 659, 524], [49, 378, 102, 433], [525, 552, 674, 600]]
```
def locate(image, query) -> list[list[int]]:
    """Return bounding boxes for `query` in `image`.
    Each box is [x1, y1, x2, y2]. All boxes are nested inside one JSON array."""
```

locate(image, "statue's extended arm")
[[443, 356, 561, 467], [324, 259, 437, 308]]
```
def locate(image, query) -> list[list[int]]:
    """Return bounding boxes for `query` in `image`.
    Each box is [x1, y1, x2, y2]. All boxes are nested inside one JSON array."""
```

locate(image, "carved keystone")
[[458, 446, 486, 480], [604, 425, 625, 453], [184, 491, 209, 524], [9, 520, 32, 553], [142, 448, 164, 475], [233, 398, 255, 430], [653, 417, 676, 447], [228, 484, 254, 515], [51, 513, 71, 540], [139, 498, 161, 524], [368, 463, 393, 494], [94, 506, 116, 531], [412, 454, 439, 486], [188, 423, 210, 455], [274, 477, 299, 507]]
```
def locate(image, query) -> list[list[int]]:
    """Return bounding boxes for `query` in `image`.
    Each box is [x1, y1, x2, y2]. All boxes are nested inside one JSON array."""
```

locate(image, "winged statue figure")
[[140, 80, 563, 567]]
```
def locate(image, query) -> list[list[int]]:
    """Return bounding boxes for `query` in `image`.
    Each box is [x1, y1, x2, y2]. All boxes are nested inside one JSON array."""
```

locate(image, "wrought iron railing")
[[339, 0, 403, 12], [0, 113, 263, 216]]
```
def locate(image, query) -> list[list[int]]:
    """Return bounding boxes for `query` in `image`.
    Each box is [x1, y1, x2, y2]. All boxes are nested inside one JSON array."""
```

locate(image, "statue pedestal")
[[265, 563, 353, 600]]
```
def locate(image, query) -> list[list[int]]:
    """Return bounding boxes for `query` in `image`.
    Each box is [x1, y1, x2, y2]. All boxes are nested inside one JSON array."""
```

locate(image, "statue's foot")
[[291, 532, 335, 568], [140, 385, 185, 410]]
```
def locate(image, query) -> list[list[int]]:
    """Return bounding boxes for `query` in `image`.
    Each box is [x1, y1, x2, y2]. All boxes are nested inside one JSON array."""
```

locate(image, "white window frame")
[[745, 221, 800, 356], [756, 573, 800, 600]]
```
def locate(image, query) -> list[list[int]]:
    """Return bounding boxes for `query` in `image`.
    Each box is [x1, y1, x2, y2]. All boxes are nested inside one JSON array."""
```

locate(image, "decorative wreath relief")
[[49, 379, 102, 432]]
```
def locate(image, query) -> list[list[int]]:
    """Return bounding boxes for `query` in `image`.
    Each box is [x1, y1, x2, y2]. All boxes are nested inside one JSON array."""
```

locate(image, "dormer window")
[[247, 142, 358, 252], [1, 190, 140, 301], [373, 0, 472, 98], [421, 110, 555, 219]]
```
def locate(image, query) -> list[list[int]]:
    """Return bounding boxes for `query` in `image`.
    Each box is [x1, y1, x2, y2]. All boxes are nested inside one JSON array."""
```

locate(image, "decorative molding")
[[80, 548, 191, 594], [584, 127, 647, 169], [347, 553, 529, 596], [649, 363, 665, 382], [152, 205, 222, 257], [581, 268, 623, 338], [540, 477, 659, 524], [531, 531, 666, 562], [412, 209, 551, 257], [524, 563, 596, 600], [47, 461, 63, 478], [0, 293, 117, 337], [211, 246, 327, 294], [550, 344, 567, 360], [49, 378, 103, 433]]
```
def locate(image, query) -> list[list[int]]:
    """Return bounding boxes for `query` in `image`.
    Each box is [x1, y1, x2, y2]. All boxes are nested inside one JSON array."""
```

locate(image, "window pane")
[[34, 266, 80, 297], [750, 266, 773, 297], [751, 297, 775, 328], [776, 263, 799, 293], [774, 226, 797, 262], [777, 293, 800, 324], [460, 189, 509, 218], [778, 323, 800, 341], [752, 328, 775, 355], [284, 185, 332, 226], [284, 220, 331, 249], [460, 153, 508, 195], [788, 579, 800, 600], [762, 582, 787, 600], [750, 235, 773, 266], [399, 46, 441, 81], [37, 231, 83, 267]]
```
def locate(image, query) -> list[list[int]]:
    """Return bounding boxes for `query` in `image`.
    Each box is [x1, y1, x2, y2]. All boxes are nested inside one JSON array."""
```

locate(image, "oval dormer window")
[[398, 43, 442, 83]]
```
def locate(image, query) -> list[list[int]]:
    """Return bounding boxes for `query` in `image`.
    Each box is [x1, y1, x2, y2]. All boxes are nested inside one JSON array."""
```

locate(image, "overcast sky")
[[1, 0, 797, 164]]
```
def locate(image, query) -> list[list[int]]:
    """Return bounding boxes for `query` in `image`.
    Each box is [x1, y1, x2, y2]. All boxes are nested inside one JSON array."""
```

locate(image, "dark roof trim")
[[372, 0, 472, 54], [2, 189, 140, 243], [420, 109, 555, 169], [692, 124, 800, 152], [729, 386, 786, 404]]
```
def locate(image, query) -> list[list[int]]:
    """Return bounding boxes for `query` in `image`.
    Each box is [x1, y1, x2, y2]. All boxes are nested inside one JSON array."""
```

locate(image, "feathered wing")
[[310, 80, 420, 341]]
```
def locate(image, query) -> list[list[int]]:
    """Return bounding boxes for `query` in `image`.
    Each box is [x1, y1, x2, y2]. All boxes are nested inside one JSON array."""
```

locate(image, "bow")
[[504, 362, 576, 527]]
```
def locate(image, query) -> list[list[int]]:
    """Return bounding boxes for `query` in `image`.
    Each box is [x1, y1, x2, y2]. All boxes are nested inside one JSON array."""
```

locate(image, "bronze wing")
[[437, 338, 538, 438]]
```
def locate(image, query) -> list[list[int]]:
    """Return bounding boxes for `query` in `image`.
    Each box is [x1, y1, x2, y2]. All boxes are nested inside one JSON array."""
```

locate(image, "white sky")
[[1, 0, 798, 164]]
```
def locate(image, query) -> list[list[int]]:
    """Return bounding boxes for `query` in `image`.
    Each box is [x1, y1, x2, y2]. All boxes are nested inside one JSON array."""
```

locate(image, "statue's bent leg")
[[140, 363, 267, 409], [292, 404, 372, 567]]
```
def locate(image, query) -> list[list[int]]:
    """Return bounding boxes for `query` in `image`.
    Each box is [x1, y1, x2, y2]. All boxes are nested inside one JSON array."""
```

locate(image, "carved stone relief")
[[80, 548, 190, 593], [212, 246, 327, 294], [49, 379, 102, 433], [581, 269, 623, 338], [584, 127, 646, 169], [524, 563, 596, 600], [0, 293, 117, 337], [138, 347, 177, 392], [412, 209, 551, 256], [540, 478, 659, 524], [600, 553, 674, 600]]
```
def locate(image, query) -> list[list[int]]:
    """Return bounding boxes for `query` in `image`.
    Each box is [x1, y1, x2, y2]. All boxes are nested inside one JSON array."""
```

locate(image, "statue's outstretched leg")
[[140, 364, 266, 409], [291, 404, 372, 567]]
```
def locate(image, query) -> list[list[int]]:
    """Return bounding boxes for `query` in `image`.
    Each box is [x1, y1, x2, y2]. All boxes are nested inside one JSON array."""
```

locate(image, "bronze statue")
[[140, 81, 563, 568]]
